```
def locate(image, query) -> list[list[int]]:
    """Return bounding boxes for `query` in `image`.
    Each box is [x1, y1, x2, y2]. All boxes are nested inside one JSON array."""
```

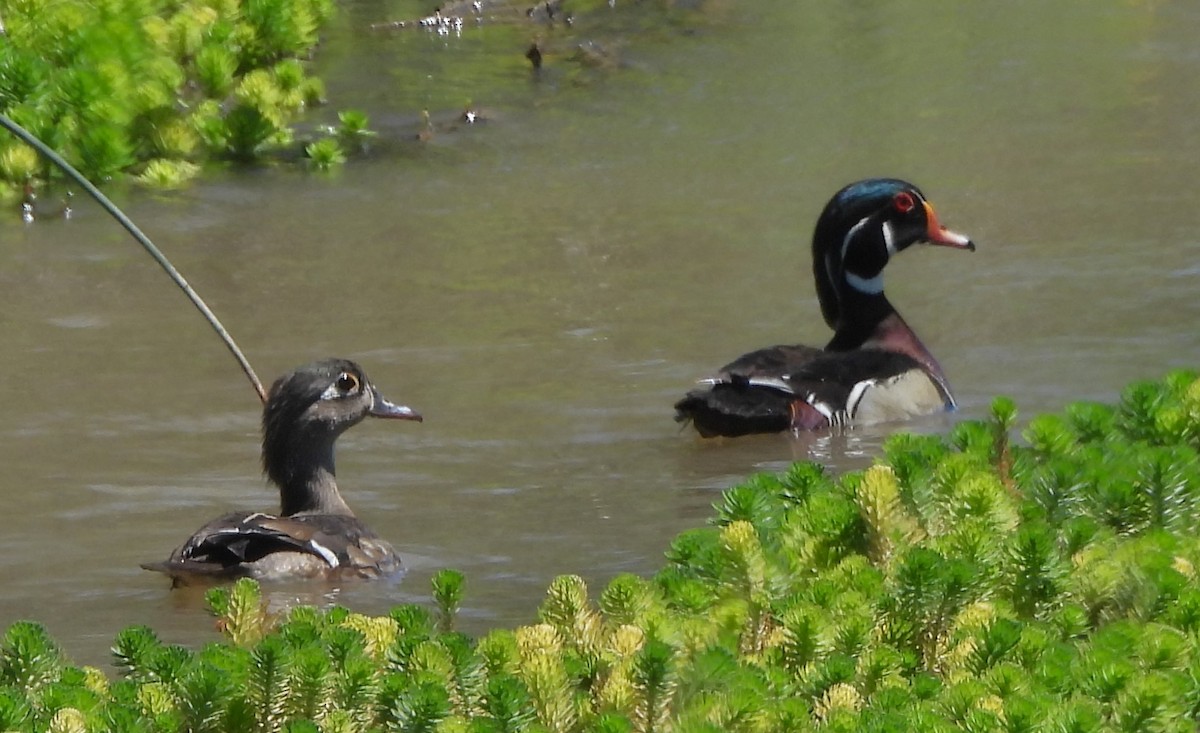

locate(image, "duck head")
[[262, 359, 422, 516], [812, 178, 974, 334]]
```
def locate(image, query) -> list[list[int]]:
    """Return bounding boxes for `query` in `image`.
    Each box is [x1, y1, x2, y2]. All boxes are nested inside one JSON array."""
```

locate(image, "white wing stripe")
[[308, 540, 340, 567], [746, 376, 797, 394]]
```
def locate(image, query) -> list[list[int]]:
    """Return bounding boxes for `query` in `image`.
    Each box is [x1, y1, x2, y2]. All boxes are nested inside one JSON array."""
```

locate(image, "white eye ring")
[[320, 372, 361, 400], [336, 372, 360, 393]]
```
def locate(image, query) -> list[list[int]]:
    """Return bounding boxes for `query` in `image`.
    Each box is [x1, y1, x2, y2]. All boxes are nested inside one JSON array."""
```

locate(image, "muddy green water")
[[1, 0, 1199, 665]]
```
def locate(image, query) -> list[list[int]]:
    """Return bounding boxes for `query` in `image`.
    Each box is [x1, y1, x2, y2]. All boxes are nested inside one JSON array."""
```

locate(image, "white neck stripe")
[[841, 216, 871, 261], [882, 221, 897, 257]]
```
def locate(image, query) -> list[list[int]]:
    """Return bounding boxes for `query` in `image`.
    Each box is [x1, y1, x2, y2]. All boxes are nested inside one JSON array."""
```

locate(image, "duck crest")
[[675, 178, 975, 438]]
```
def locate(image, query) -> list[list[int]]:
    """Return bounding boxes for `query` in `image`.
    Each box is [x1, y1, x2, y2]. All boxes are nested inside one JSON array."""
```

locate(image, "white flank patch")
[[851, 371, 946, 425], [308, 540, 340, 567]]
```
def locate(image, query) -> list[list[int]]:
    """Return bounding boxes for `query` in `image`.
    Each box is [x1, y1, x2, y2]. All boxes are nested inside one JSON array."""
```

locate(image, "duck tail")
[[674, 383, 794, 438]]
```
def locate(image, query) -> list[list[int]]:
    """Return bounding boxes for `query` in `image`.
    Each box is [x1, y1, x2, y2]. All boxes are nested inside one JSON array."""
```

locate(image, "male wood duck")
[[142, 359, 422, 585], [674, 178, 975, 438]]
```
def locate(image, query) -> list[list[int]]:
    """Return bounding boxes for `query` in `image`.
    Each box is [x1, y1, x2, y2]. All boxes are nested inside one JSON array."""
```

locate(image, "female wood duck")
[[674, 178, 975, 438], [142, 359, 422, 585]]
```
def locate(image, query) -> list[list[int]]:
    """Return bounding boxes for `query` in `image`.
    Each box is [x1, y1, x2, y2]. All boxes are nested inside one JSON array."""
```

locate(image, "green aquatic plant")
[[136, 158, 202, 188], [2, 371, 1200, 730], [0, 143, 39, 184], [1, 622, 64, 695], [433, 569, 467, 634], [304, 138, 346, 171], [207, 577, 273, 648], [0, 0, 347, 199], [334, 109, 376, 153], [194, 45, 239, 99]]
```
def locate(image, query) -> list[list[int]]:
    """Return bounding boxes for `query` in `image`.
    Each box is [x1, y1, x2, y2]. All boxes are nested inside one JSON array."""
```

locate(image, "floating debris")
[[417, 109, 435, 142], [18, 184, 75, 222], [526, 42, 543, 69], [371, 0, 568, 32], [418, 10, 465, 35], [571, 40, 619, 69], [525, 0, 572, 26]]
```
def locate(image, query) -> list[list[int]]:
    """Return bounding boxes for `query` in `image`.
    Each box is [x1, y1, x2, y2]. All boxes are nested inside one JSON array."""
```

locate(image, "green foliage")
[[0, 0, 351, 199], [3, 371, 1200, 730], [433, 570, 466, 633], [0, 143, 39, 182], [194, 45, 239, 98], [136, 158, 201, 188], [336, 109, 375, 149], [304, 138, 345, 171], [207, 577, 272, 647], [2, 622, 64, 693]]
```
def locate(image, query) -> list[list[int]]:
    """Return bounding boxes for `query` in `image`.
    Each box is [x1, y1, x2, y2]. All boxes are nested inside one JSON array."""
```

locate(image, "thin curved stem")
[[0, 113, 266, 403]]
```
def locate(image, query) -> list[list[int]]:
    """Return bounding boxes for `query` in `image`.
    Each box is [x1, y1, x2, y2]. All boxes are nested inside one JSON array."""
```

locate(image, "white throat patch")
[[840, 215, 889, 295], [844, 271, 884, 294]]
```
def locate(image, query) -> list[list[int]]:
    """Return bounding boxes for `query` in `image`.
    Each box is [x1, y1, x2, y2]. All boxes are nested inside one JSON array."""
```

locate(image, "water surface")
[[1, 0, 1198, 665]]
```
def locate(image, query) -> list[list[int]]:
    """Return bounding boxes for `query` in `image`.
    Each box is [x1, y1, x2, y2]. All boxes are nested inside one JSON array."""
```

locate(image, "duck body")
[[675, 179, 975, 438], [681, 344, 947, 437], [142, 359, 421, 585], [148, 512, 402, 582]]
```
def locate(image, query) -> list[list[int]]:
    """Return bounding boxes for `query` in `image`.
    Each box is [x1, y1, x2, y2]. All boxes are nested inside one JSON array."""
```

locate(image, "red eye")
[[893, 191, 916, 214]]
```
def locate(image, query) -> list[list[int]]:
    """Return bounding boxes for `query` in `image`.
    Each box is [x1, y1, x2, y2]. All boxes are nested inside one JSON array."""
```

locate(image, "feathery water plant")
[[207, 577, 272, 648], [0, 143, 39, 185], [336, 109, 376, 152], [0, 0, 349, 200], [630, 637, 675, 733], [855, 464, 924, 567], [1, 371, 1200, 730], [1, 622, 64, 695], [136, 158, 201, 188]]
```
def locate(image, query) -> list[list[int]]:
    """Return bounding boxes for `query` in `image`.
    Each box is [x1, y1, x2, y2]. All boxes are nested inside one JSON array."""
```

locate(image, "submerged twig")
[[0, 113, 266, 403]]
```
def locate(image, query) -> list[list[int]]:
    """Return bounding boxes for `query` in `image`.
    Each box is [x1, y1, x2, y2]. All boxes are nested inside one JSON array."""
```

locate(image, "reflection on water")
[[1, 0, 1199, 665]]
